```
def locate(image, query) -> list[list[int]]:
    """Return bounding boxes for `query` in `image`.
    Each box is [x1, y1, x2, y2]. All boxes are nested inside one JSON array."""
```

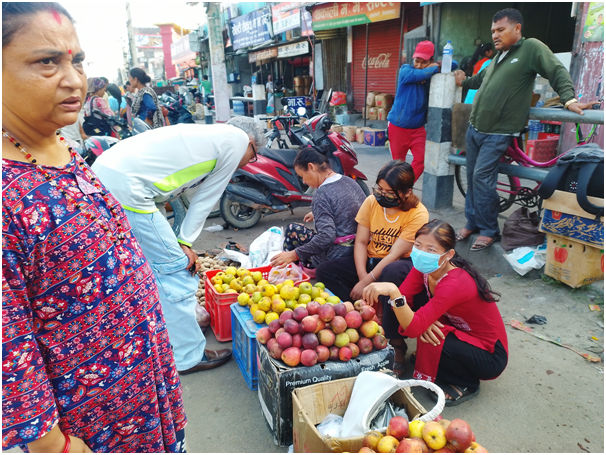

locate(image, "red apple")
[[256, 327, 272, 344], [348, 342, 360, 358], [386, 416, 409, 441], [281, 347, 301, 367], [318, 329, 336, 347], [307, 301, 320, 315], [329, 315, 347, 334], [343, 301, 355, 313], [316, 345, 330, 362], [277, 332, 293, 349], [410, 437, 429, 453], [329, 345, 340, 361], [275, 327, 285, 338], [318, 304, 335, 322], [279, 309, 294, 325], [268, 319, 282, 334], [354, 299, 367, 311], [445, 419, 473, 452], [284, 318, 300, 335], [302, 332, 319, 350], [301, 316, 317, 333], [345, 310, 363, 329], [360, 305, 376, 321], [333, 303, 347, 317], [293, 306, 308, 322], [300, 349, 318, 367], [339, 346, 352, 361], [396, 438, 423, 453], [373, 334, 388, 350], [357, 337, 373, 354], [291, 333, 302, 348]]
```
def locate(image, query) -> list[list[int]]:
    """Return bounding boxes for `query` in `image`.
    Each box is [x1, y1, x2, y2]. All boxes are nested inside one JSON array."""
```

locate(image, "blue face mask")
[[410, 246, 447, 274]]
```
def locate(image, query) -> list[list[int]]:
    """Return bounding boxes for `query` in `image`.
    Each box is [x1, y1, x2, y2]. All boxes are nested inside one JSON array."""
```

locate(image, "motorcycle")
[[73, 110, 150, 166], [219, 110, 369, 229]]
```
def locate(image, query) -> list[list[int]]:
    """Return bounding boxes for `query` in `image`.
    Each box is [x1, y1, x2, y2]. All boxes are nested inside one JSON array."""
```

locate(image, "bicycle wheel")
[[454, 165, 517, 213]]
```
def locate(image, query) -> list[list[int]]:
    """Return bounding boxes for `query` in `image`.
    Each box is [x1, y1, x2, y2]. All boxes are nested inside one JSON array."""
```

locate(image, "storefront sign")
[[285, 96, 308, 109], [272, 3, 301, 34], [301, 9, 314, 36], [312, 2, 400, 31], [230, 6, 274, 50], [362, 52, 392, 69], [249, 47, 278, 64], [171, 35, 197, 65], [278, 41, 309, 59]]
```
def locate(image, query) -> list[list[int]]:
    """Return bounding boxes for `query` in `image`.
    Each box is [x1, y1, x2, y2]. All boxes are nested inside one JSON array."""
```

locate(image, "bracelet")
[[370, 271, 377, 281], [564, 98, 578, 109], [62, 431, 71, 453]]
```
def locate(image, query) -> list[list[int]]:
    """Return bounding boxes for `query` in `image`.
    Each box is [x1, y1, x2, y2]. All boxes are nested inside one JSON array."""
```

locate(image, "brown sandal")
[[471, 236, 499, 251], [455, 228, 477, 242]]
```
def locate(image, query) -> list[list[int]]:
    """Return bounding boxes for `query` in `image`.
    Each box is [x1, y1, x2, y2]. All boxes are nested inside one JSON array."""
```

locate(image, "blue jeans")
[[464, 126, 512, 238], [125, 210, 206, 370]]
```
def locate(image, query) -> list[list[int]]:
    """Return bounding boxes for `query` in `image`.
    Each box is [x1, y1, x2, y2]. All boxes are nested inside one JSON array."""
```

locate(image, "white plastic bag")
[[340, 371, 444, 438], [316, 413, 343, 438], [217, 249, 251, 269], [195, 305, 210, 328], [248, 226, 284, 268], [503, 244, 547, 276], [268, 263, 303, 284]]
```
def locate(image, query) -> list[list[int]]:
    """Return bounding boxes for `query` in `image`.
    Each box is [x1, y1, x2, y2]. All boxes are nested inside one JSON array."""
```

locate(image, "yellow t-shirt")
[[355, 195, 429, 259]]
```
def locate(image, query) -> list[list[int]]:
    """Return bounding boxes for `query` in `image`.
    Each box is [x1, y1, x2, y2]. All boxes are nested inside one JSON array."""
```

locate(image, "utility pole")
[[126, 2, 138, 68], [204, 2, 230, 122]]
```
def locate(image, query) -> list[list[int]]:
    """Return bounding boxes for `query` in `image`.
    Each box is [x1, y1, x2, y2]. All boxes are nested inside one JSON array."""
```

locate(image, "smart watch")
[[388, 296, 407, 308]]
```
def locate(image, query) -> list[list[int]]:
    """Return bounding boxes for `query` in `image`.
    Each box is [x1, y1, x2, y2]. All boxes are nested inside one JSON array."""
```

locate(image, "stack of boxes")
[[539, 190, 604, 288], [364, 92, 393, 121]]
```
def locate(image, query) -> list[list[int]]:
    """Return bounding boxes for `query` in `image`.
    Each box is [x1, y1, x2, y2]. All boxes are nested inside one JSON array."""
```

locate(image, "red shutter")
[[352, 4, 424, 111]]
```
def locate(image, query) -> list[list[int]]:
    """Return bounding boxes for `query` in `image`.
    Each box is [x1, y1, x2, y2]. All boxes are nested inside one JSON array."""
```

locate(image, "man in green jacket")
[[454, 8, 598, 251]]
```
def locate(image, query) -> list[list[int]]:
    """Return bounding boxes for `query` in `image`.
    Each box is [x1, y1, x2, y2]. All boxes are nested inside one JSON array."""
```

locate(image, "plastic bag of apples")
[[359, 415, 488, 453]]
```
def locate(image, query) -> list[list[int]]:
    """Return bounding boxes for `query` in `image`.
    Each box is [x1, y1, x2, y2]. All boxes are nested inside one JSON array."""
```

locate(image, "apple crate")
[[231, 303, 265, 390], [204, 266, 311, 342]]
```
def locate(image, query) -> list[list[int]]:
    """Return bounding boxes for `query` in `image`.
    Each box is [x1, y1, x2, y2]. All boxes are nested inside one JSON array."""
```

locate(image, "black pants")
[[316, 256, 411, 302], [436, 334, 508, 390]]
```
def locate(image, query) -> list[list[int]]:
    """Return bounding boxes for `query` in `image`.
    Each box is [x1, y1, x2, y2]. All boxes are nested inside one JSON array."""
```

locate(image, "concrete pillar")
[[206, 2, 231, 122], [422, 72, 462, 210], [158, 25, 176, 79]]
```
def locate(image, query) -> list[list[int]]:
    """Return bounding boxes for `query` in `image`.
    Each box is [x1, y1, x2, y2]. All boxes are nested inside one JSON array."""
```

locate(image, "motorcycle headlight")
[[297, 107, 307, 116]]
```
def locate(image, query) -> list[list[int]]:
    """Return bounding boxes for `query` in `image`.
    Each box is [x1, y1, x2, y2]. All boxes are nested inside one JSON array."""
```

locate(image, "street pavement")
[[182, 141, 604, 453]]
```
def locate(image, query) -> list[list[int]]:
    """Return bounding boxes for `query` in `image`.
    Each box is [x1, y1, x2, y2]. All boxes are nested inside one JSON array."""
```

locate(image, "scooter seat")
[[258, 147, 299, 169]]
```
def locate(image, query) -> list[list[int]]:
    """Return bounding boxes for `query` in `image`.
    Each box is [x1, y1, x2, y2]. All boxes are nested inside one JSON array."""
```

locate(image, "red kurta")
[[398, 268, 508, 382]]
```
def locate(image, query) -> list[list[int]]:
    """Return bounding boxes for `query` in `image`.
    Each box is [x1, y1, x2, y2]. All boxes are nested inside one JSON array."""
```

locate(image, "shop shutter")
[[321, 35, 348, 92], [352, 5, 424, 111]]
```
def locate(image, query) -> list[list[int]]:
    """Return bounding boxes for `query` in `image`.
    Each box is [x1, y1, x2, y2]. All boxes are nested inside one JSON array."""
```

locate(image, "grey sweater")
[[295, 176, 367, 267]]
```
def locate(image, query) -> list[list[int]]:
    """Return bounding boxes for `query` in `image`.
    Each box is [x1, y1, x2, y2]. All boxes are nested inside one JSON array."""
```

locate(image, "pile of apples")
[[359, 416, 487, 453], [255, 299, 388, 367]]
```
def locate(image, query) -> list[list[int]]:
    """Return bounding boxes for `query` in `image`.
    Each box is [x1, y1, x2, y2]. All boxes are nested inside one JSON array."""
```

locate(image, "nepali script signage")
[[312, 2, 400, 31], [249, 47, 278, 64], [230, 6, 274, 50], [278, 41, 309, 59], [272, 2, 302, 34]]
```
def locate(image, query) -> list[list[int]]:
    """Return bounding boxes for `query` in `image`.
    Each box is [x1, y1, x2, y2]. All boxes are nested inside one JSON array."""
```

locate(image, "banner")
[[272, 3, 301, 34], [249, 47, 278, 64], [230, 7, 274, 50], [312, 2, 400, 31], [582, 2, 604, 42], [171, 35, 197, 65], [278, 41, 309, 59], [301, 9, 314, 36]]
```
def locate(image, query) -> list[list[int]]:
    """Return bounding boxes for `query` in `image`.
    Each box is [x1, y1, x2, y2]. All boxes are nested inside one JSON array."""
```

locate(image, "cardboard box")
[[343, 125, 356, 142], [545, 233, 604, 288], [292, 376, 427, 453], [374, 93, 394, 109], [377, 107, 390, 121], [330, 125, 343, 134], [364, 129, 386, 147], [366, 107, 378, 120], [356, 128, 366, 144], [539, 190, 604, 249], [366, 91, 379, 107], [257, 343, 394, 447], [526, 138, 558, 162]]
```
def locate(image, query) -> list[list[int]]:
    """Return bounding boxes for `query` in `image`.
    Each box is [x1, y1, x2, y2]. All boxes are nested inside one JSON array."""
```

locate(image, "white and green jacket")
[[92, 124, 249, 246]]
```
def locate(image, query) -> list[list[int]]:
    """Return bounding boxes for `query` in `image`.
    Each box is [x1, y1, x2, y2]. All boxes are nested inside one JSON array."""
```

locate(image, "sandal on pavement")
[[470, 235, 499, 252], [434, 381, 480, 407], [392, 361, 405, 379], [455, 228, 478, 242]]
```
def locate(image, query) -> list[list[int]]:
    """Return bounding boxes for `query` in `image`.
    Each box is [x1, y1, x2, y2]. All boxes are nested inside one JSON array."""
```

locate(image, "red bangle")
[[62, 431, 71, 453]]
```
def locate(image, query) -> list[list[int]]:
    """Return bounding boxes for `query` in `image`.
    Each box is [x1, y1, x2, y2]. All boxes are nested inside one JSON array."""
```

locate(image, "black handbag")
[[501, 207, 545, 251], [82, 96, 112, 136], [538, 144, 604, 219]]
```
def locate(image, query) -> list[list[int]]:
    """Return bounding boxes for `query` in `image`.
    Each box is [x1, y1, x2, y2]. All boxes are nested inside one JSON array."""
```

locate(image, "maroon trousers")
[[388, 123, 427, 183]]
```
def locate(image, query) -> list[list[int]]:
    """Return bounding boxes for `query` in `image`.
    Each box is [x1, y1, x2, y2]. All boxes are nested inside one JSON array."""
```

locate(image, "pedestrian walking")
[[129, 67, 164, 129], [454, 8, 599, 251], [387, 41, 441, 183], [2, 2, 186, 452], [92, 117, 265, 375]]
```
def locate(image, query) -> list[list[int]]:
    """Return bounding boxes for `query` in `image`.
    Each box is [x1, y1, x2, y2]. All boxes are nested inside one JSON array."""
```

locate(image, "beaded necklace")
[[2, 128, 128, 246]]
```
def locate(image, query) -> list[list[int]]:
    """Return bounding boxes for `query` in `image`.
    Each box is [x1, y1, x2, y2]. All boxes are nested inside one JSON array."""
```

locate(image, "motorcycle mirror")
[[297, 107, 307, 116], [280, 97, 289, 106]]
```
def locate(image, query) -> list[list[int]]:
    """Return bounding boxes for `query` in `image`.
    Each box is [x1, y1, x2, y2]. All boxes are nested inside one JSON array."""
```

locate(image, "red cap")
[[413, 41, 435, 61]]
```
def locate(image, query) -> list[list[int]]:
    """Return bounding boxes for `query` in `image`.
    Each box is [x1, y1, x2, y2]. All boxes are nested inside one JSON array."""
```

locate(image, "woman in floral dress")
[[2, 3, 186, 452]]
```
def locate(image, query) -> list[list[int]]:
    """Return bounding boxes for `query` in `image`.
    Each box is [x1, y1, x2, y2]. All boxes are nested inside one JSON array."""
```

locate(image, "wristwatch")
[[388, 296, 407, 308]]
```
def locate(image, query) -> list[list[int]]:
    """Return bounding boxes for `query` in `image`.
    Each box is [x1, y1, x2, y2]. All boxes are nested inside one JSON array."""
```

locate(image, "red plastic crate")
[[204, 265, 310, 342]]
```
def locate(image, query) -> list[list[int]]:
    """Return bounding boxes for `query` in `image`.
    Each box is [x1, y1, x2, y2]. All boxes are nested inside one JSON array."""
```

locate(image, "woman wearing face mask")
[[363, 220, 508, 407], [316, 159, 428, 300], [270, 146, 367, 272]]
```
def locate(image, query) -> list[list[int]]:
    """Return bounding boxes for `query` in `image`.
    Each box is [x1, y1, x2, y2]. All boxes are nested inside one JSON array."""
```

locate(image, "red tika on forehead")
[[51, 9, 62, 24]]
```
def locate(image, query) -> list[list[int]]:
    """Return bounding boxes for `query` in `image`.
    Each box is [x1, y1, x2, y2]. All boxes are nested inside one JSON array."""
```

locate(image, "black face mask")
[[375, 194, 400, 208]]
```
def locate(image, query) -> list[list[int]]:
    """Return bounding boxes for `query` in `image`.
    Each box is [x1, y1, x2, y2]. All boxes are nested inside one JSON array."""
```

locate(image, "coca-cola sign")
[[362, 53, 391, 69]]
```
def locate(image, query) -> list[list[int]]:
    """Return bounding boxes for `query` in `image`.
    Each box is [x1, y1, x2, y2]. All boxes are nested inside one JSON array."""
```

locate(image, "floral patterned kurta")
[[2, 152, 187, 452]]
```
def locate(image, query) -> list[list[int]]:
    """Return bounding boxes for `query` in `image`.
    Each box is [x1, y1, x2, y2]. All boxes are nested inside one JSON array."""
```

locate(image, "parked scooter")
[[220, 111, 369, 229]]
